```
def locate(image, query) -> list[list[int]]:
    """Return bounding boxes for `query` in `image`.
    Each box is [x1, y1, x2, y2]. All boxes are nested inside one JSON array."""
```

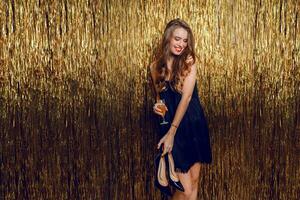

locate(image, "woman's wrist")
[[171, 123, 178, 129], [169, 123, 178, 135]]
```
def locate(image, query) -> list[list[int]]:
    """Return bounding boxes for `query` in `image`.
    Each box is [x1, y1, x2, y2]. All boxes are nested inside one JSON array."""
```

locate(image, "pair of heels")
[[154, 151, 185, 196]]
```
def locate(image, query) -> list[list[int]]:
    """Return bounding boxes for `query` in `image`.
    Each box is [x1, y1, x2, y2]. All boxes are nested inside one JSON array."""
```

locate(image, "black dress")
[[158, 80, 212, 173]]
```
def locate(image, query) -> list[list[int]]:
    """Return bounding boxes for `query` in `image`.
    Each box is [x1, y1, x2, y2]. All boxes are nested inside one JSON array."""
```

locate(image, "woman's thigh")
[[176, 163, 201, 193], [177, 171, 193, 194], [190, 162, 201, 181]]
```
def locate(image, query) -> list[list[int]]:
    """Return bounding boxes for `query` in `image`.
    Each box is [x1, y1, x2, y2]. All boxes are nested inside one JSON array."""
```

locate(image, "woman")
[[149, 18, 212, 199]]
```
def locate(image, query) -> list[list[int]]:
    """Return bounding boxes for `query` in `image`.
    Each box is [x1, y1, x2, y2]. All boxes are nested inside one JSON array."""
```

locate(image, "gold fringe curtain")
[[0, 0, 299, 199]]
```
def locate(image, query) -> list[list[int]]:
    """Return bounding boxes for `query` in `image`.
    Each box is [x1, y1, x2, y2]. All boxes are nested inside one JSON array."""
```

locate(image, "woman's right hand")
[[153, 102, 168, 117]]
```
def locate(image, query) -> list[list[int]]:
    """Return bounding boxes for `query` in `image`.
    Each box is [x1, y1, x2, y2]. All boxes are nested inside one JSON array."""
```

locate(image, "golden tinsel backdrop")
[[0, 0, 299, 199]]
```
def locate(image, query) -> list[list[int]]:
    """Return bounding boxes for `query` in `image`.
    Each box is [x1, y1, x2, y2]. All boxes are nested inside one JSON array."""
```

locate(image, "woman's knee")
[[179, 185, 193, 198], [191, 177, 199, 191], [190, 164, 201, 190], [176, 178, 198, 198]]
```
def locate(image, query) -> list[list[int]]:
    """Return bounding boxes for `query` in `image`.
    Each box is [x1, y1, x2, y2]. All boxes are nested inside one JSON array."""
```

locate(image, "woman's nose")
[[179, 40, 184, 47]]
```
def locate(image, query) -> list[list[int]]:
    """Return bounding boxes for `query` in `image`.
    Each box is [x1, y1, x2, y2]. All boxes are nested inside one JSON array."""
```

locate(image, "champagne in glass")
[[157, 99, 168, 125]]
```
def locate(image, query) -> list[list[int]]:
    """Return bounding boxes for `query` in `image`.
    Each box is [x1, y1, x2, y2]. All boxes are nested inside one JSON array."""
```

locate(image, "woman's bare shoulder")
[[148, 61, 158, 83], [149, 61, 159, 81], [149, 61, 157, 71]]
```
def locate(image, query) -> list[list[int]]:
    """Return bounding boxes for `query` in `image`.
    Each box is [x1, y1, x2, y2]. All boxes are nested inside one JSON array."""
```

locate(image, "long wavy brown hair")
[[152, 18, 196, 93]]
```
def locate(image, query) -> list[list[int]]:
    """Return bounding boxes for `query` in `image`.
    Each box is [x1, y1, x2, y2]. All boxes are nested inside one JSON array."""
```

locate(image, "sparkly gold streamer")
[[0, 0, 299, 199]]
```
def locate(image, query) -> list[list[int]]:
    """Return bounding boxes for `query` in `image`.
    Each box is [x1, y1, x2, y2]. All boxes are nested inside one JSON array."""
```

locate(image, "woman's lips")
[[175, 47, 182, 52]]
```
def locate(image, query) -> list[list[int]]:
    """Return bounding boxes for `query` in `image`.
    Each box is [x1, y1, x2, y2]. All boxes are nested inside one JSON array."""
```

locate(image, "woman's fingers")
[[156, 103, 168, 111], [157, 135, 167, 149], [157, 140, 163, 149], [153, 105, 164, 116], [154, 110, 163, 116], [162, 145, 172, 156], [162, 148, 168, 156], [153, 103, 168, 116], [160, 141, 172, 156]]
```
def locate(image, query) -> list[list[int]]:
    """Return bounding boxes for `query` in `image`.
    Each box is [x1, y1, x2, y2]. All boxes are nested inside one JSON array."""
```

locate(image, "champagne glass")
[[157, 99, 168, 125]]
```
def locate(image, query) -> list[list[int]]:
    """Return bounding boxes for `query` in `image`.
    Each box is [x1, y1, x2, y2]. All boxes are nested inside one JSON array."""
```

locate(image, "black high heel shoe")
[[165, 153, 185, 192], [154, 152, 172, 196]]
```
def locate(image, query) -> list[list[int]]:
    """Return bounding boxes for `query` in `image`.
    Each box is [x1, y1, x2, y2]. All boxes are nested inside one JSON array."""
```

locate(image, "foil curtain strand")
[[0, 0, 299, 199]]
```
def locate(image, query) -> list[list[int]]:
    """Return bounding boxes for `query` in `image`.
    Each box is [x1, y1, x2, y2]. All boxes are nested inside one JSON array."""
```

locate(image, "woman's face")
[[169, 27, 188, 56]]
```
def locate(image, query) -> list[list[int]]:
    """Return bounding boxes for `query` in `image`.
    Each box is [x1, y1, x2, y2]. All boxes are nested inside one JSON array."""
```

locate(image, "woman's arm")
[[149, 62, 160, 101], [169, 62, 197, 135], [149, 62, 168, 116], [157, 61, 197, 155]]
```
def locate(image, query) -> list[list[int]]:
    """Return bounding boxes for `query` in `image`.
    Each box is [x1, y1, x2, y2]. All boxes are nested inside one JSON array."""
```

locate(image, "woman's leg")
[[171, 163, 201, 200], [189, 163, 201, 200], [171, 171, 193, 200]]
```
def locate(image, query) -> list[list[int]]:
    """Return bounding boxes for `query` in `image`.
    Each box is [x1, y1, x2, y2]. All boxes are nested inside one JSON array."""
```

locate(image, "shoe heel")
[[154, 153, 172, 196], [166, 153, 184, 192]]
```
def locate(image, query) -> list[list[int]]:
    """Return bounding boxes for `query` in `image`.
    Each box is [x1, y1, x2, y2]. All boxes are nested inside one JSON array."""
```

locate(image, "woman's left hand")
[[157, 127, 176, 156]]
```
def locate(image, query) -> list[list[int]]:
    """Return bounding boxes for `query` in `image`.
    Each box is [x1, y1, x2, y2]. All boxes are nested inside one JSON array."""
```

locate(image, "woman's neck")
[[165, 56, 174, 81], [166, 56, 174, 70]]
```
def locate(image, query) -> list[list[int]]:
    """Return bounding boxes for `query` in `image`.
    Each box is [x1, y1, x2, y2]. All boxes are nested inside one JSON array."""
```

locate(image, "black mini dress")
[[158, 80, 212, 173]]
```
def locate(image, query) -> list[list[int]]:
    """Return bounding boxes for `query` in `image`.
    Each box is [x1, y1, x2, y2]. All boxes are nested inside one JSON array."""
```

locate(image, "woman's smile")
[[175, 47, 182, 52], [169, 27, 188, 55]]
